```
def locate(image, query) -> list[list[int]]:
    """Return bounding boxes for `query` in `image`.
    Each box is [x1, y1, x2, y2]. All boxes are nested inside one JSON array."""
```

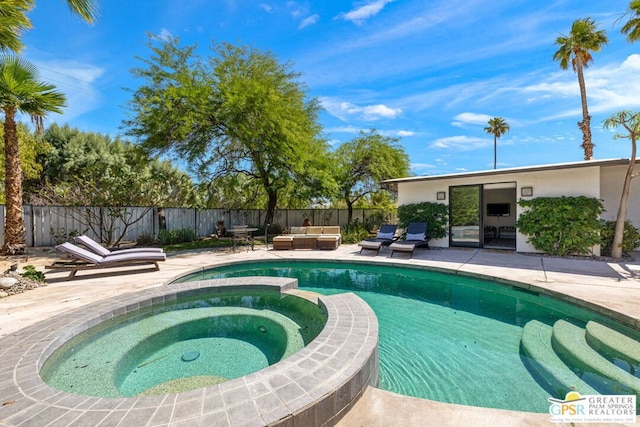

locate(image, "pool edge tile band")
[[0, 277, 378, 427]]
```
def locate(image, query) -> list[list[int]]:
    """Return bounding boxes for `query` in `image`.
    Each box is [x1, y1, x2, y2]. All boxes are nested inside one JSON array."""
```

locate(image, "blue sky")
[[20, 0, 640, 176]]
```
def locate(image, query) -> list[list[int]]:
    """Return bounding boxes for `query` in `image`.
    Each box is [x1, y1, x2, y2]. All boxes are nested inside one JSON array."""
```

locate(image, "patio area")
[[0, 244, 638, 426]]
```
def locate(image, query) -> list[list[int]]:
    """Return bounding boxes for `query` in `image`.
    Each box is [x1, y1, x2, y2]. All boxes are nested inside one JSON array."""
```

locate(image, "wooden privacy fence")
[[0, 205, 389, 247]]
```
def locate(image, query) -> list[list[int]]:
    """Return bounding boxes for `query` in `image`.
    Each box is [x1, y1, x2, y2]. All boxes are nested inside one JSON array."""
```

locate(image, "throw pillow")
[[376, 232, 394, 239], [406, 233, 425, 241]]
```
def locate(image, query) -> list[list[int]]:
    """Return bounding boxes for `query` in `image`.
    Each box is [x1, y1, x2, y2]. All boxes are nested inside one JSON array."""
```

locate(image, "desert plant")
[[21, 265, 45, 282], [136, 232, 156, 246], [340, 220, 370, 244], [50, 227, 87, 244], [517, 196, 603, 256], [600, 220, 640, 257]]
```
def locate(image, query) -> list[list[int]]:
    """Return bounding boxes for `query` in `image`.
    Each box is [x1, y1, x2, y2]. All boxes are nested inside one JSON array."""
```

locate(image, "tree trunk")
[[493, 135, 497, 169], [2, 109, 26, 255], [576, 63, 593, 160], [611, 146, 637, 258], [263, 189, 277, 230], [346, 198, 354, 224]]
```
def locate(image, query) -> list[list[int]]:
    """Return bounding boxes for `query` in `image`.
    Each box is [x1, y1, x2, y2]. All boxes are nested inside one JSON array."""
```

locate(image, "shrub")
[[600, 220, 640, 257], [50, 227, 87, 244], [516, 196, 603, 256], [363, 211, 385, 232], [136, 232, 156, 246], [157, 228, 198, 245], [21, 265, 45, 283], [396, 202, 449, 239], [341, 220, 371, 244]]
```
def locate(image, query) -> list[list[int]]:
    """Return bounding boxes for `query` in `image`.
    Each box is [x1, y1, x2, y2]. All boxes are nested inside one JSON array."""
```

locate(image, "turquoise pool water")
[[41, 290, 327, 397], [175, 260, 640, 413]]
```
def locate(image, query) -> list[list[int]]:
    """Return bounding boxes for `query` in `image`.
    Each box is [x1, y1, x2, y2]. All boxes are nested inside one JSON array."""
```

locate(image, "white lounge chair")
[[74, 235, 163, 256], [46, 242, 166, 280]]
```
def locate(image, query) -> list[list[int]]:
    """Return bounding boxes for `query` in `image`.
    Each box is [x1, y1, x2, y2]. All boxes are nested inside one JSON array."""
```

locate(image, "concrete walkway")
[[0, 244, 638, 426]]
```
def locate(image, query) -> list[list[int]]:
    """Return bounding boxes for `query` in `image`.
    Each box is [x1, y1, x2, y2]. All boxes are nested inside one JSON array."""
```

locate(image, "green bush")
[[397, 202, 449, 239], [600, 220, 640, 257], [21, 265, 45, 283], [157, 228, 198, 245], [341, 220, 371, 244], [516, 196, 603, 256], [363, 211, 385, 232], [136, 232, 156, 246]]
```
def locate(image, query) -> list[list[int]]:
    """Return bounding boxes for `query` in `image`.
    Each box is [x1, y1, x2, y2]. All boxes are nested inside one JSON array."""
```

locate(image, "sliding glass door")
[[449, 185, 482, 247]]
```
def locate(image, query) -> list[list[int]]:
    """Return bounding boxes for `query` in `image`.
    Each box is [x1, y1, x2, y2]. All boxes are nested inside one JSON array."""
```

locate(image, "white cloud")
[[34, 60, 104, 122], [396, 130, 415, 137], [157, 28, 173, 41], [430, 135, 491, 151], [320, 97, 401, 121], [259, 3, 273, 13], [298, 14, 319, 29], [340, 0, 394, 25], [452, 112, 492, 127]]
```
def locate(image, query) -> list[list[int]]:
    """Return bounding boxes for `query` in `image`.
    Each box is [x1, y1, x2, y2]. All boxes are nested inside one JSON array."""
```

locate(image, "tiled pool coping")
[[0, 277, 379, 427]]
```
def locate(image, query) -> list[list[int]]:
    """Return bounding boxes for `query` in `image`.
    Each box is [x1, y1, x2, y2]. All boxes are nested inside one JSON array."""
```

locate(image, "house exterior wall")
[[396, 166, 603, 253], [600, 164, 640, 226]]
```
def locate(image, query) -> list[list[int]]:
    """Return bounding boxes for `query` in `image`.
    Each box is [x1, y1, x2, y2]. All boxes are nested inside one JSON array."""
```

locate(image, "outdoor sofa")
[[272, 226, 342, 250]]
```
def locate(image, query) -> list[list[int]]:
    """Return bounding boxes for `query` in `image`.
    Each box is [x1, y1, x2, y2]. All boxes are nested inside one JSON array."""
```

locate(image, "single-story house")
[[382, 158, 639, 255]]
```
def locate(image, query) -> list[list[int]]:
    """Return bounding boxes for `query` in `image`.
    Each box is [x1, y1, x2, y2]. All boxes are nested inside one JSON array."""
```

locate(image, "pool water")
[[175, 260, 640, 413], [41, 291, 327, 397]]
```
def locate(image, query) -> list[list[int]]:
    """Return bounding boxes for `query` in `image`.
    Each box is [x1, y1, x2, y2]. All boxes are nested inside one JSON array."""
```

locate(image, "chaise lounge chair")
[[46, 242, 166, 280], [74, 235, 163, 256], [389, 222, 430, 258], [358, 224, 399, 255]]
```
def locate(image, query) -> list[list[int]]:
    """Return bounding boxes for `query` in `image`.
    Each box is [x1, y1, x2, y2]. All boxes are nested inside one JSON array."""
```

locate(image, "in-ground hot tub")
[[0, 277, 378, 427], [41, 290, 327, 398]]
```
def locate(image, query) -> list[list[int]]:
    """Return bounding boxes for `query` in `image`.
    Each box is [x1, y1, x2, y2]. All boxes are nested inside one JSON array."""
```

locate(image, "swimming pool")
[[174, 260, 640, 413]]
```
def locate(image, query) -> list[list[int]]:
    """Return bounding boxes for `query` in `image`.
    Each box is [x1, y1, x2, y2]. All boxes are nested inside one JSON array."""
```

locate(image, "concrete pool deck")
[[0, 244, 639, 426]]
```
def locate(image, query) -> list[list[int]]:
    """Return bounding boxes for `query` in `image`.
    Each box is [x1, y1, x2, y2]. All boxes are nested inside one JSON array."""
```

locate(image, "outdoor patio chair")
[[389, 222, 430, 258], [358, 224, 399, 255], [74, 235, 163, 256], [46, 242, 166, 280]]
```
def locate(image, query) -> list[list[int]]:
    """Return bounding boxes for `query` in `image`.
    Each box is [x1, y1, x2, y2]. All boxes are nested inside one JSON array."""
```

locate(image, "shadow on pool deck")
[[1, 245, 639, 427]]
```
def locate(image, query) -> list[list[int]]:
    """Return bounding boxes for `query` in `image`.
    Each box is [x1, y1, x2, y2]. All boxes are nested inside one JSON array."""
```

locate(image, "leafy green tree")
[[620, 0, 640, 42], [34, 124, 199, 245], [124, 36, 334, 227], [553, 18, 608, 160], [396, 202, 449, 240], [0, 56, 65, 254], [334, 130, 410, 223], [602, 111, 639, 258], [0, 0, 98, 53], [483, 117, 509, 169]]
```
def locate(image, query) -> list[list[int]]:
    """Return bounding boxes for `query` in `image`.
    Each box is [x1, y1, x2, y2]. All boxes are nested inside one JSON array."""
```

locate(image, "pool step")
[[520, 320, 598, 397], [551, 319, 640, 396], [585, 320, 640, 369]]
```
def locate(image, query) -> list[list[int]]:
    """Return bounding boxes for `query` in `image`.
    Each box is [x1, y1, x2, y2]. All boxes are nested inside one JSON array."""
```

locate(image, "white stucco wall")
[[600, 164, 640, 226], [396, 165, 603, 253]]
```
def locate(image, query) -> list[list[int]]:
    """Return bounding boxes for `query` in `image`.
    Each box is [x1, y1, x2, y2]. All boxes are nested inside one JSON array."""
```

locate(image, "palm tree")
[[553, 18, 608, 161], [602, 111, 638, 259], [0, 56, 65, 254], [0, 0, 98, 53], [484, 117, 510, 169], [620, 0, 640, 42]]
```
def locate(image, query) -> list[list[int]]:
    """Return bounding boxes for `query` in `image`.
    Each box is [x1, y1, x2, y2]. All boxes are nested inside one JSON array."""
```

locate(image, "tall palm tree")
[[0, 0, 98, 53], [0, 56, 65, 254], [553, 18, 608, 161], [484, 117, 510, 169], [620, 0, 640, 42]]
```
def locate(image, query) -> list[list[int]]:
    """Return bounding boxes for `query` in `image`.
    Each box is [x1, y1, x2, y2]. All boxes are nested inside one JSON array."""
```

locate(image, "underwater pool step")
[[585, 320, 640, 369], [551, 319, 640, 396], [520, 320, 598, 397]]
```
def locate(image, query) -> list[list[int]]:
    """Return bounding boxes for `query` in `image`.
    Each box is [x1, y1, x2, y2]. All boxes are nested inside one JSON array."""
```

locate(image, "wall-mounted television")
[[487, 203, 510, 216]]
